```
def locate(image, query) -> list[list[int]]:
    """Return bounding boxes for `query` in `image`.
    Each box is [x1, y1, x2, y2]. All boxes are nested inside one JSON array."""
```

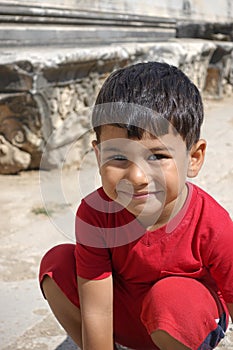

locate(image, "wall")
[[0, 0, 233, 174], [0, 40, 233, 174], [1, 0, 232, 22]]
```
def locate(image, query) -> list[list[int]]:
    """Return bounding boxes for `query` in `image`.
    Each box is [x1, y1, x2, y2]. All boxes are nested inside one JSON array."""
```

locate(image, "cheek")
[[166, 158, 187, 180], [176, 159, 189, 184], [160, 164, 181, 191], [163, 162, 188, 197], [100, 166, 120, 189], [158, 162, 179, 181]]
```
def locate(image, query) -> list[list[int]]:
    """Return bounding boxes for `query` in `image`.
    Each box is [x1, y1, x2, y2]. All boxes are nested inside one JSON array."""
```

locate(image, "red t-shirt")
[[75, 182, 233, 304]]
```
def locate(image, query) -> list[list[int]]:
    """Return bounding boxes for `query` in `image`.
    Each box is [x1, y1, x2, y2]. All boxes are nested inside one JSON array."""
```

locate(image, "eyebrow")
[[149, 147, 174, 152], [101, 147, 123, 152], [101, 146, 174, 153]]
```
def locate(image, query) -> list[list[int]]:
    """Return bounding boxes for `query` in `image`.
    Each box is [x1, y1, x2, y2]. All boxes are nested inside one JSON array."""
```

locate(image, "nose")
[[126, 161, 148, 187]]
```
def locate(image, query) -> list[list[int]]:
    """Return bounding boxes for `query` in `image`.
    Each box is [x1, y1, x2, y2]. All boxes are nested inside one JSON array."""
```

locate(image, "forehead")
[[99, 125, 186, 152], [99, 125, 129, 141]]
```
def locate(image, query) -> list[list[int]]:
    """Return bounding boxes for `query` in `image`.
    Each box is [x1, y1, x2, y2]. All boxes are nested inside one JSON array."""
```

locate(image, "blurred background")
[[0, 0, 233, 175]]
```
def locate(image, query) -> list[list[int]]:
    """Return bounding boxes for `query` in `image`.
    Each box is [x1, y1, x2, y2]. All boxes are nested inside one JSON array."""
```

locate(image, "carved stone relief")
[[0, 93, 43, 173], [0, 41, 233, 174]]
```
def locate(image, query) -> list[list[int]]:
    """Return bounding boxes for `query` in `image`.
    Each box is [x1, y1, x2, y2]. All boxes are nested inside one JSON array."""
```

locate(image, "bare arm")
[[78, 275, 113, 350]]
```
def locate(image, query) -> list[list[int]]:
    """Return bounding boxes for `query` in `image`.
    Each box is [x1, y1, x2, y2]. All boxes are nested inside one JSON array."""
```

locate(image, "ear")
[[187, 139, 207, 178], [92, 140, 101, 168]]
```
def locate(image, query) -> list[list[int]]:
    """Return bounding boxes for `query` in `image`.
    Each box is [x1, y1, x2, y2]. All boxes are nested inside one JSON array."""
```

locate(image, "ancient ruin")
[[0, 0, 232, 174]]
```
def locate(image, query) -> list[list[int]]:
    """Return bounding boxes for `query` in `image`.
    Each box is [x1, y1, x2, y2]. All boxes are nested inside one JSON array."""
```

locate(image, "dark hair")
[[92, 61, 204, 149]]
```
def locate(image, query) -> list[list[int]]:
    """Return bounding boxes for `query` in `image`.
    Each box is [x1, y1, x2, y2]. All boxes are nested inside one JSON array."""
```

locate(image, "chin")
[[128, 205, 164, 221]]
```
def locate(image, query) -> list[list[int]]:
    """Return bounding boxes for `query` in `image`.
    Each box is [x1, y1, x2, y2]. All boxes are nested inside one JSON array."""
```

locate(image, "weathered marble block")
[[0, 40, 232, 174]]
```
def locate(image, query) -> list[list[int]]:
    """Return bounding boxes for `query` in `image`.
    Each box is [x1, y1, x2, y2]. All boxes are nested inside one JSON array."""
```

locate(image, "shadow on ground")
[[56, 336, 79, 349]]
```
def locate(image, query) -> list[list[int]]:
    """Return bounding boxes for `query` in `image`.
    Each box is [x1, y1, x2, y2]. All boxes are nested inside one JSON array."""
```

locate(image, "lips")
[[118, 190, 160, 200], [132, 192, 150, 199]]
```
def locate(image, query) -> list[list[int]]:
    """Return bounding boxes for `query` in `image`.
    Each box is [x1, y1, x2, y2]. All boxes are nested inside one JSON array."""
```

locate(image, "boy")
[[39, 62, 233, 350]]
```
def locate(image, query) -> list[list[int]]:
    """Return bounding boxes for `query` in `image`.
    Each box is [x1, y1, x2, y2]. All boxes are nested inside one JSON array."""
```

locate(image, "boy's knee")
[[141, 277, 222, 349]]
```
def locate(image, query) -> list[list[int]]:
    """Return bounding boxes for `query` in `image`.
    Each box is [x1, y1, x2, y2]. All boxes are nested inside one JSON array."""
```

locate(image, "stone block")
[[0, 40, 233, 174], [0, 61, 34, 91]]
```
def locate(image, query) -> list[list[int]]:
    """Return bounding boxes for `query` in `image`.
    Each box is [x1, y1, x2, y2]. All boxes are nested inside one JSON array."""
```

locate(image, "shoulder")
[[188, 182, 232, 231], [190, 182, 231, 216], [76, 187, 128, 223], [77, 187, 109, 215]]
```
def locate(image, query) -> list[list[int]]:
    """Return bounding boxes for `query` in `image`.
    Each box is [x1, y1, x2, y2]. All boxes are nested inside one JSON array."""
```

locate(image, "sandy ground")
[[0, 96, 233, 350]]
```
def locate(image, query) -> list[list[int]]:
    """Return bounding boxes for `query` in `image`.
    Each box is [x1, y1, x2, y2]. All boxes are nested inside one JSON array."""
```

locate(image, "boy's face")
[[93, 125, 205, 229]]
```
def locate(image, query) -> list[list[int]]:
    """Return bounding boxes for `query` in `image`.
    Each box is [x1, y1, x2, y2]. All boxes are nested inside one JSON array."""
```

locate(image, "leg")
[[42, 276, 82, 348], [39, 244, 82, 348], [141, 277, 227, 350], [151, 330, 190, 350]]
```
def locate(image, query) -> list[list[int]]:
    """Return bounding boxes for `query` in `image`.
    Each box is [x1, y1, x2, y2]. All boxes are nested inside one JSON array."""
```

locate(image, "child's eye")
[[106, 154, 127, 161], [111, 155, 127, 161], [148, 154, 169, 161]]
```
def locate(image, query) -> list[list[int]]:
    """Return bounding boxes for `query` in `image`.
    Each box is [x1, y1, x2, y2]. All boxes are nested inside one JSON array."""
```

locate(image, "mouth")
[[132, 192, 151, 199], [118, 190, 161, 201]]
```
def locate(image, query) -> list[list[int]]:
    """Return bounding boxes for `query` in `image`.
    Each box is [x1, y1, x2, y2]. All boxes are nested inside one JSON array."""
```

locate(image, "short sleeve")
[[75, 243, 112, 280], [75, 190, 112, 280], [205, 213, 233, 303]]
